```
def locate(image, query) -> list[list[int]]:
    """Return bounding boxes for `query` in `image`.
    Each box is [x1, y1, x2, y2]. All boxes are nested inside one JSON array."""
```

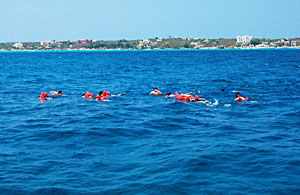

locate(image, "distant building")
[[291, 41, 297, 46], [190, 42, 202, 48], [41, 40, 54, 46], [12, 42, 23, 49], [76, 39, 92, 45], [270, 42, 276, 47], [141, 39, 151, 44], [283, 41, 290, 46], [137, 39, 153, 49], [281, 39, 288, 43], [236, 35, 253, 43], [156, 38, 163, 42]]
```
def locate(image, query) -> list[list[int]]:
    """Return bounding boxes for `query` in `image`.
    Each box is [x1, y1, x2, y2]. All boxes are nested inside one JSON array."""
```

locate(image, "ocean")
[[0, 49, 299, 194]]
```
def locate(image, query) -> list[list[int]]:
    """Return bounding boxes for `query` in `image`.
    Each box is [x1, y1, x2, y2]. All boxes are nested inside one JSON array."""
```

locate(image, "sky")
[[0, 0, 299, 42]]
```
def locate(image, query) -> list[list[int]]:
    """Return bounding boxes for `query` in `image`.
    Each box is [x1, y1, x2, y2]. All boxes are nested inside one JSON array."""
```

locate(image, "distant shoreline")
[[1, 37, 299, 51], [0, 47, 299, 53]]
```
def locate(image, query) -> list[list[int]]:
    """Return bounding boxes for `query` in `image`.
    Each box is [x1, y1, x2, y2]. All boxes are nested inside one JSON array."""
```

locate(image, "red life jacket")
[[237, 97, 248, 101], [84, 91, 94, 98], [40, 92, 47, 99]]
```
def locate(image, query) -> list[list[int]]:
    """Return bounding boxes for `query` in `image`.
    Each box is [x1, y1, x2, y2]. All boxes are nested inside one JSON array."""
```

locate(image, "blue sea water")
[[0, 49, 299, 194]]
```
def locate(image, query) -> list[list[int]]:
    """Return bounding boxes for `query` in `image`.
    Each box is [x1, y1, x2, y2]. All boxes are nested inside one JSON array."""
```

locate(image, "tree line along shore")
[[1, 37, 299, 51]]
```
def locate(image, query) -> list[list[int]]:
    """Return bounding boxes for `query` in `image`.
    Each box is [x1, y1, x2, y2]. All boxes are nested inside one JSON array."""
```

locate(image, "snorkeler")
[[95, 91, 107, 101], [38, 92, 54, 100], [174, 92, 208, 103], [149, 87, 162, 95], [94, 90, 123, 101], [175, 93, 192, 101], [50, 90, 64, 96], [82, 91, 94, 98], [165, 92, 176, 98], [234, 92, 248, 101]]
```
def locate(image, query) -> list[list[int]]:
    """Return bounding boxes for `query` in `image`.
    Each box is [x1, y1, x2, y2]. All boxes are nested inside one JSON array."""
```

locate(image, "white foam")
[[212, 99, 219, 106], [198, 99, 219, 107]]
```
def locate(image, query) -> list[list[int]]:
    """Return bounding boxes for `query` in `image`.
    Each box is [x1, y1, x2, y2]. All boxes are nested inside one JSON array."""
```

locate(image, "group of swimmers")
[[38, 90, 123, 102], [81, 91, 112, 101], [149, 87, 248, 102], [38, 87, 248, 103]]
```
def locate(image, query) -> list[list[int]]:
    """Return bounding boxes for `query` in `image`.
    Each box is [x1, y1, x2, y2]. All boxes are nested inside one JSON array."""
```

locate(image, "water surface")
[[0, 50, 299, 194]]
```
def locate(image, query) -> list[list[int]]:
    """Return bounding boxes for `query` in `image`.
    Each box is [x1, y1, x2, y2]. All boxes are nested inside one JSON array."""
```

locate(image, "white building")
[[190, 42, 202, 48], [156, 38, 163, 42], [12, 42, 23, 49], [137, 39, 153, 49], [236, 35, 253, 43], [141, 39, 151, 44]]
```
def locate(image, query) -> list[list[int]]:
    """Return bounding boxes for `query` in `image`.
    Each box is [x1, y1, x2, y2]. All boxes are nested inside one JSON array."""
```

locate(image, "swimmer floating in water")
[[150, 87, 162, 95], [174, 92, 208, 103], [165, 92, 176, 98], [95, 91, 109, 101], [82, 91, 94, 99], [174, 93, 192, 102], [38, 92, 54, 101], [234, 92, 248, 101], [50, 90, 64, 96]]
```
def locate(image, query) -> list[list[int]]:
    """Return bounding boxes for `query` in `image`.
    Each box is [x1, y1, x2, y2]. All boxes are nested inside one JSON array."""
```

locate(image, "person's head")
[[82, 94, 85, 97], [236, 92, 241, 98], [221, 89, 225, 91], [153, 86, 158, 90], [166, 92, 171, 96], [58, 90, 62, 94], [98, 91, 103, 96]]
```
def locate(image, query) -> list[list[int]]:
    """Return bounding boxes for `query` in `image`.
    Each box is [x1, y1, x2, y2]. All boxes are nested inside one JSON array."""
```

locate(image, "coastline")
[[0, 47, 299, 53]]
